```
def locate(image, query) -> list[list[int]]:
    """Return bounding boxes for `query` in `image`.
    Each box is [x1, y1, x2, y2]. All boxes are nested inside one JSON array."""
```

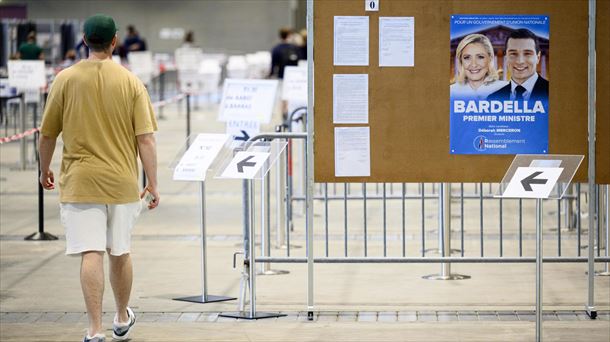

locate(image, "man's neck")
[[88, 50, 112, 61]]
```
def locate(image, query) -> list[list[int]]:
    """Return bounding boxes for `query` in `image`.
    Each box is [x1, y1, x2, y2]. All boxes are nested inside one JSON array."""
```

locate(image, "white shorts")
[[60, 201, 142, 256]]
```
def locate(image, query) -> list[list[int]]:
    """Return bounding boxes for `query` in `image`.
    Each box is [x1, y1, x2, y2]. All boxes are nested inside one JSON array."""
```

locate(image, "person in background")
[[297, 28, 307, 61], [39, 14, 159, 342], [17, 31, 44, 60], [181, 30, 196, 48], [122, 25, 147, 55], [59, 49, 77, 68], [269, 27, 299, 79]]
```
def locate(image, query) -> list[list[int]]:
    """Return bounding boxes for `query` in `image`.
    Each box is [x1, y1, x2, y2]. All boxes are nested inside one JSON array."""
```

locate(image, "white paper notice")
[[333, 74, 368, 124], [334, 16, 369, 66], [173, 133, 229, 181], [335, 127, 371, 177], [281, 66, 307, 102], [7, 61, 46, 89], [218, 79, 279, 124], [379, 17, 414, 67]]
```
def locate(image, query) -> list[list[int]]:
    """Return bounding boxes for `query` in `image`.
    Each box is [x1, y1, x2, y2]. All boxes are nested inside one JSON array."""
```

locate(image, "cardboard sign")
[[218, 79, 278, 123], [7, 61, 46, 89]]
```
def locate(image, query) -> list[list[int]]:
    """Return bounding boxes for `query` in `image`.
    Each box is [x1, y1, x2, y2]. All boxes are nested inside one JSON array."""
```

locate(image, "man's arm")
[[39, 135, 56, 190], [137, 133, 159, 209]]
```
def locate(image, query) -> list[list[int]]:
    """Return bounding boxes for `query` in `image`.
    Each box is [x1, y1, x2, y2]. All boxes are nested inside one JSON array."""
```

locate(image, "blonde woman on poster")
[[450, 34, 507, 100]]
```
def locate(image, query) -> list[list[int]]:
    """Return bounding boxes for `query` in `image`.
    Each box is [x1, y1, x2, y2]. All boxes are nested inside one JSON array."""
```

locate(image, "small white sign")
[[365, 0, 379, 11], [128, 51, 154, 84], [282, 66, 307, 102], [173, 133, 229, 181], [502, 167, 564, 199], [7, 61, 46, 89], [220, 151, 270, 179], [226, 119, 260, 143], [175, 47, 202, 71], [218, 79, 278, 124]]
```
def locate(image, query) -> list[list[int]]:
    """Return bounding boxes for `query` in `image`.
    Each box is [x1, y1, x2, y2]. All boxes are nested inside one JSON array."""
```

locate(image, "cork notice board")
[[314, 0, 609, 184]]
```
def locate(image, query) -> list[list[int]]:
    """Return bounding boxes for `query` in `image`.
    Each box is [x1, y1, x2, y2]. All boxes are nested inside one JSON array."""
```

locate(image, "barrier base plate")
[[173, 295, 236, 304], [219, 312, 286, 320], [257, 269, 290, 276], [422, 274, 470, 281], [24, 232, 58, 241]]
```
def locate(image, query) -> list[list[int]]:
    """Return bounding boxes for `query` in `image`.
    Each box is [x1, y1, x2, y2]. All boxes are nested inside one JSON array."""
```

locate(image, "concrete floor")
[[1, 99, 609, 341]]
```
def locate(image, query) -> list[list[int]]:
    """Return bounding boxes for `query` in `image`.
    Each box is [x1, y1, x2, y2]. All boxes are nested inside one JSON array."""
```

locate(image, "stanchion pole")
[[423, 183, 469, 280], [186, 94, 191, 143], [173, 182, 235, 304], [595, 184, 610, 276], [158, 71, 165, 120], [25, 131, 57, 241], [19, 93, 26, 171], [536, 198, 543, 342], [259, 169, 288, 275]]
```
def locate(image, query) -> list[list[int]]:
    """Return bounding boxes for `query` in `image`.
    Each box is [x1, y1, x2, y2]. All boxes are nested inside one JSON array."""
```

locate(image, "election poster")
[[449, 15, 549, 154]]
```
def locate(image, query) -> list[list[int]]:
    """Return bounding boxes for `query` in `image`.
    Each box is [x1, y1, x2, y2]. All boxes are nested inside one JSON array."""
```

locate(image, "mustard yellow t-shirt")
[[40, 59, 157, 204]]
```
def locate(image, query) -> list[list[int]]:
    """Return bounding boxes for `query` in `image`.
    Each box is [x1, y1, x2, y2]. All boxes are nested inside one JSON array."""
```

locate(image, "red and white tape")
[[0, 128, 40, 144], [152, 93, 186, 109]]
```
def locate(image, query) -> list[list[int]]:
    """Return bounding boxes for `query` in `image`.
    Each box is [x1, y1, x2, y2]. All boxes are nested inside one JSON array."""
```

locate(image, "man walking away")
[[38, 14, 159, 342]]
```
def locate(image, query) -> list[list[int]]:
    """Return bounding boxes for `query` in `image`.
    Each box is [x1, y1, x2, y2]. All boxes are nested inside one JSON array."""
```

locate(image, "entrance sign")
[[7, 61, 46, 89], [449, 15, 550, 154], [226, 119, 260, 143], [219, 151, 270, 179], [218, 79, 278, 123], [502, 167, 563, 199], [173, 134, 229, 181]]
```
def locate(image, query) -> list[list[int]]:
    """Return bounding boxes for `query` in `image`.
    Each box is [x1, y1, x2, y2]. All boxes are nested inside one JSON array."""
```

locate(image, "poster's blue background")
[[450, 15, 549, 155]]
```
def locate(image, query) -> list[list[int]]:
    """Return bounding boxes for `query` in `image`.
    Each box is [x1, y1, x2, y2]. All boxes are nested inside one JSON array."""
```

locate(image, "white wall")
[[5, 0, 296, 54]]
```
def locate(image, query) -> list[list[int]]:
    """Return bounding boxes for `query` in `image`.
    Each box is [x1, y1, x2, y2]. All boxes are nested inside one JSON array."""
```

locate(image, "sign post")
[[496, 154, 583, 342], [171, 133, 236, 304], [216, 140, 288, 320]]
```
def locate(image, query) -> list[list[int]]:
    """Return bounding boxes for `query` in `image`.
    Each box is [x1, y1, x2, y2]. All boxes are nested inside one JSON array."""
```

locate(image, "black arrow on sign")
[[234, 130, 250, 141], [521, 171, 548, 191], [237, 155, 257, 173]]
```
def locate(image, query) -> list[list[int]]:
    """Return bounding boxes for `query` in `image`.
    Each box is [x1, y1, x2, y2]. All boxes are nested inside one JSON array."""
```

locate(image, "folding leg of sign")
[[495, 154, 584, 200]]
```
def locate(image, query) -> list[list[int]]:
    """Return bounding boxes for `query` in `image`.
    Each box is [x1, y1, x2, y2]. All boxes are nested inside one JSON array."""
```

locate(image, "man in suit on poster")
[[488, 28, 548, 102]]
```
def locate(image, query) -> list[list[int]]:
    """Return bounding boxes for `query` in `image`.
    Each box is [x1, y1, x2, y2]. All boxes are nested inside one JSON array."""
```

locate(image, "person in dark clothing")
[[122, 25, 147, 55], [269, 27, 299, 79], [17, 31, 44, 60]]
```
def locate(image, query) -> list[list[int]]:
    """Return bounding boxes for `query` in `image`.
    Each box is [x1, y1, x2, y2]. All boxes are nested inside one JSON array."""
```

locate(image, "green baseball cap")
[[83, 14, 117, 44]]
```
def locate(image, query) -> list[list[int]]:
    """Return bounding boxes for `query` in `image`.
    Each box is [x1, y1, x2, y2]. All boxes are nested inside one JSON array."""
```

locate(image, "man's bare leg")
[[108, 250, 132, 323], [81, 251, 105, 336]]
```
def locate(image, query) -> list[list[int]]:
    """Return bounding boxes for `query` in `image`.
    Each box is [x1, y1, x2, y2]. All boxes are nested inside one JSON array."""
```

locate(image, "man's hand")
[[40, 169, 55, 190], [140, 185, 159, 210]]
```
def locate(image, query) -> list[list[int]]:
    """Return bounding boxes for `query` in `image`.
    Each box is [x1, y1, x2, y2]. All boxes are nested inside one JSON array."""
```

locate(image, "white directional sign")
[[502, 167, 564, 199], [218, 79, 278, 124], [219, 151, 270, 179], [226, 120, 260, 143], [173, 133, 229, 181], [7, 61, 46, 89]]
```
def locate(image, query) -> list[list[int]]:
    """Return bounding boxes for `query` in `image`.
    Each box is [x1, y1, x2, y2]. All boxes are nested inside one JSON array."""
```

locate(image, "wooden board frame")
[[313, 0, 609, 183]]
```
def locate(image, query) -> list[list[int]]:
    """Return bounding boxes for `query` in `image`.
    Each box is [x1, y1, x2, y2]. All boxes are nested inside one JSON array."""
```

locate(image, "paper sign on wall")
[[7, 61, 46, 89], [173, 133, 229, 181], [218, 79, 278, 124]]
